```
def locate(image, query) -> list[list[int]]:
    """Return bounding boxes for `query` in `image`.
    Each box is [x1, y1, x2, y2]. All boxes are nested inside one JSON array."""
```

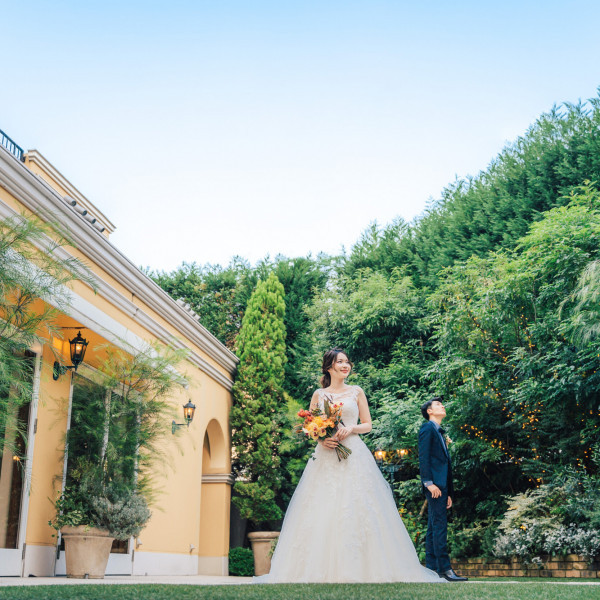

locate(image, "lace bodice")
[[317, 386, 360, 427]]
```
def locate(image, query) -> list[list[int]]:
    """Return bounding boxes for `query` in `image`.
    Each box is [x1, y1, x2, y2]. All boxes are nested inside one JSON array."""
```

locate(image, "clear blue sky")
[[2, 1, 600, 271]]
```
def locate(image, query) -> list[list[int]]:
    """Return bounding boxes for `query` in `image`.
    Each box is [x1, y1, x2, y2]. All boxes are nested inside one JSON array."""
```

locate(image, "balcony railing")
[[0, 128, 25, 161]]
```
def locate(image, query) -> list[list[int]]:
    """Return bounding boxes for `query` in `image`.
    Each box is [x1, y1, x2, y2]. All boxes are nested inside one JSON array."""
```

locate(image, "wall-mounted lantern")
[[172, 400, 196, 434], [53, 331, 89, 380]]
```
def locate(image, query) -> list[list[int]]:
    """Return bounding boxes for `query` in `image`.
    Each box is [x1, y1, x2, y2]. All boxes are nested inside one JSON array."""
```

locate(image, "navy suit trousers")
[[425, 485, 451, 573]]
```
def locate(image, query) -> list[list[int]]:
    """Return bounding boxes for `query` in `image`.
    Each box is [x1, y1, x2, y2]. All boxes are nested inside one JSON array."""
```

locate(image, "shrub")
[[49, 462, 151, 540], [494, 522, 600, 563], [228, 547, 254, 576], [544, 524, 600, 559], [493, 523, 547, 563], [87, 490, 151, 541], [448, 520, 498, 559], [399, 507, 426, 562], [48, 486, 87, 532], [493, 470, 600, 562]]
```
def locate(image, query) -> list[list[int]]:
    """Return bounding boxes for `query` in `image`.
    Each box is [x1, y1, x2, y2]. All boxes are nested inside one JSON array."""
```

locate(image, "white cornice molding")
[[0, 199, 234, 390], [201, 473, 235, 485], [25, 150, 117, 234], [0, 146, 239, 380]]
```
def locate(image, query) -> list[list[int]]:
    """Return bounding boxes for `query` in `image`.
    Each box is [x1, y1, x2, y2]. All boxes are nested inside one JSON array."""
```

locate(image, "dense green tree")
[[429, 184, 600, 511], [154, 256, 330, 514], [276, 394, 314, 507], [271, 255, 331, 399], [297, 184, 600, 558], [152, 90, 600, 556], [563, 257, 600, 344], [152, 255, 330, 400], [344, 93, 600, 287], [342, 220, 411, 279], [230, 273, 287, 526], [151, 259, 257, 349], [306, 268, 423, 366]]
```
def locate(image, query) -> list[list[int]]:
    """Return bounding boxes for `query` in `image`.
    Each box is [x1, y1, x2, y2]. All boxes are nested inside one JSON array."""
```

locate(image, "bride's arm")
[[309, 390, 319, 411], [336, 388, 372, 439], [353, 387, 373, 434]]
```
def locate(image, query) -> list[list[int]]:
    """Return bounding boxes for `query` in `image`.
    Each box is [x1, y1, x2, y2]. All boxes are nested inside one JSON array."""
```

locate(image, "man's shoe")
[[439, 569, 468, 582]]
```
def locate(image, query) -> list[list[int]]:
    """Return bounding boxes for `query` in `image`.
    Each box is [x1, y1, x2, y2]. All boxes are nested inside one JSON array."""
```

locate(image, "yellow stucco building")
[[0, 130, 238, 577]]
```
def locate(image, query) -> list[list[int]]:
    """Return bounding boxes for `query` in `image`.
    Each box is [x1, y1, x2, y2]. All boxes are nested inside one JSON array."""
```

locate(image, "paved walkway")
[[0, 575, 598, 587], [0, 575, 253, 586]]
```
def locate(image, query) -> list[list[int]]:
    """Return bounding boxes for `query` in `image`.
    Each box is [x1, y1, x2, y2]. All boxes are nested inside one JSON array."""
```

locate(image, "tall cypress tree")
[[230, 272, 287, 526]]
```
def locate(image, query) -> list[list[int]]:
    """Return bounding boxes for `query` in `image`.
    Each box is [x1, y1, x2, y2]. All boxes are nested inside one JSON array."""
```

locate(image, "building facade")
[[0, 131, 237, 577]]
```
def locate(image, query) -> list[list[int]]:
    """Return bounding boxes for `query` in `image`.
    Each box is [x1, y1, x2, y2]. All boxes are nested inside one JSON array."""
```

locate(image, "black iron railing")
[[0, 128, 25, 161]]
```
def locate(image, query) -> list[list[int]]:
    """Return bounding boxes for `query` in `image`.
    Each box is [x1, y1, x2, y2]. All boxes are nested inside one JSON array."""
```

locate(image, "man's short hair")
[[421, 396, 443, 420]]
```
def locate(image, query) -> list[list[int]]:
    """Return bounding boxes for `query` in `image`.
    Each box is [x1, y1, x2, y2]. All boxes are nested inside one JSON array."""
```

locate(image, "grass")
[[0, 582, 598, 600]]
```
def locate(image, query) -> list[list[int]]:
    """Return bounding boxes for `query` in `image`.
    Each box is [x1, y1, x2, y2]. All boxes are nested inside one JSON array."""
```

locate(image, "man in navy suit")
[[418, 397, 467, 582]]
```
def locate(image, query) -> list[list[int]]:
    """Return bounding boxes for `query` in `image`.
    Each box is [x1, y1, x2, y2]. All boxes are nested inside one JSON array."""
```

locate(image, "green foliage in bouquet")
[[230, 273, 287, 527]]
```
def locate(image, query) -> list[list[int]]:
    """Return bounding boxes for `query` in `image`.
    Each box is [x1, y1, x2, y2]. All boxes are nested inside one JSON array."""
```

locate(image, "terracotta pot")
[[247, 531, 279, 576], [61, 525, 114, 579]]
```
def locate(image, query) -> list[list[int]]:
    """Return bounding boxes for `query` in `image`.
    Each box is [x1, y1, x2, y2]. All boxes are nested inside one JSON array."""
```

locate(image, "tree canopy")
[[154, 90, 600, 556]]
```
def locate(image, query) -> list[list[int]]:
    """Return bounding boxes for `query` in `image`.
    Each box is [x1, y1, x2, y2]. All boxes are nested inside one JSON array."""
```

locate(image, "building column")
[[197, 473, 234, 575]]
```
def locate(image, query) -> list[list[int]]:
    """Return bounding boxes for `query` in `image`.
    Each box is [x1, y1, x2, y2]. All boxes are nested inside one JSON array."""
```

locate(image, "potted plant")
[[50, 343, 189, 578], [50, 459, 151, 578]]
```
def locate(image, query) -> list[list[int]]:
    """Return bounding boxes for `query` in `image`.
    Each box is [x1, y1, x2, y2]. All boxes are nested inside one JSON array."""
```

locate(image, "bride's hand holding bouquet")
[[295, 395, 352, 461], [334, 424, 354, 441]]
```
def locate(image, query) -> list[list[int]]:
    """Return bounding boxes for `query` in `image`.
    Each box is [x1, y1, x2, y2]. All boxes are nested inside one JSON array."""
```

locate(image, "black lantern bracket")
[[52, 330, 89, 380], [172, 400, 196, 434]]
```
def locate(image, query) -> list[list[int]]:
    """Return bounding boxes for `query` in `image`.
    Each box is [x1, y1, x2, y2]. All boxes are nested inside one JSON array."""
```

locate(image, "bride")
[[259, 348, 444, 583]]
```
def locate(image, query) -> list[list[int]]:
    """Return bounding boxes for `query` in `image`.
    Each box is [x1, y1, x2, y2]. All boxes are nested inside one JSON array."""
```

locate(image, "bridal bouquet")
[[295, 396, 352, 461]]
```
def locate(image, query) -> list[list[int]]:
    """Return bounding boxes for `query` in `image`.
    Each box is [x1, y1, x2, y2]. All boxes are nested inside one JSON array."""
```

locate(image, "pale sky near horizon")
[[2, 1, 600, 272]]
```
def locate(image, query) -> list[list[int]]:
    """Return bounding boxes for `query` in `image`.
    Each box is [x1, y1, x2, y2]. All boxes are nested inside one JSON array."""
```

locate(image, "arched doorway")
[[202, 419, 228, 474], [198, 419, 233, 575]]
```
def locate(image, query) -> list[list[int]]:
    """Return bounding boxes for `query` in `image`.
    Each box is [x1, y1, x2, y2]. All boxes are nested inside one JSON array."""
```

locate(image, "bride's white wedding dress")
[[258, 386, 443, 583]]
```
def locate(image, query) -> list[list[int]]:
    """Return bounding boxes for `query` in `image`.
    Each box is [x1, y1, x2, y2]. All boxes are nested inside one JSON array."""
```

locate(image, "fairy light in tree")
[[460, 424, 515, 461]]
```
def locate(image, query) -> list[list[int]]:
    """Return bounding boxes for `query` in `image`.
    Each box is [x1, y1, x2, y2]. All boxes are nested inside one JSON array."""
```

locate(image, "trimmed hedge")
[[228, 546, 254, 576]]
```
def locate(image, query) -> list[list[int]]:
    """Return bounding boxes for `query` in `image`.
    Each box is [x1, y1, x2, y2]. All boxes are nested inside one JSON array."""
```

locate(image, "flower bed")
[[453, 555, 600, 578]]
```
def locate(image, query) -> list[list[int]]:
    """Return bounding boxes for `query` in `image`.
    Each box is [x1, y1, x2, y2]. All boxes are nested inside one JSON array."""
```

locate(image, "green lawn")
[[0, 583, 598, 600]]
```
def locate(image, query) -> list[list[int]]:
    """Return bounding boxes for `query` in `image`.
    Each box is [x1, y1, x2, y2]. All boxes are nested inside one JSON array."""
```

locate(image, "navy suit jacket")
[[418, 420, 454, 498]]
